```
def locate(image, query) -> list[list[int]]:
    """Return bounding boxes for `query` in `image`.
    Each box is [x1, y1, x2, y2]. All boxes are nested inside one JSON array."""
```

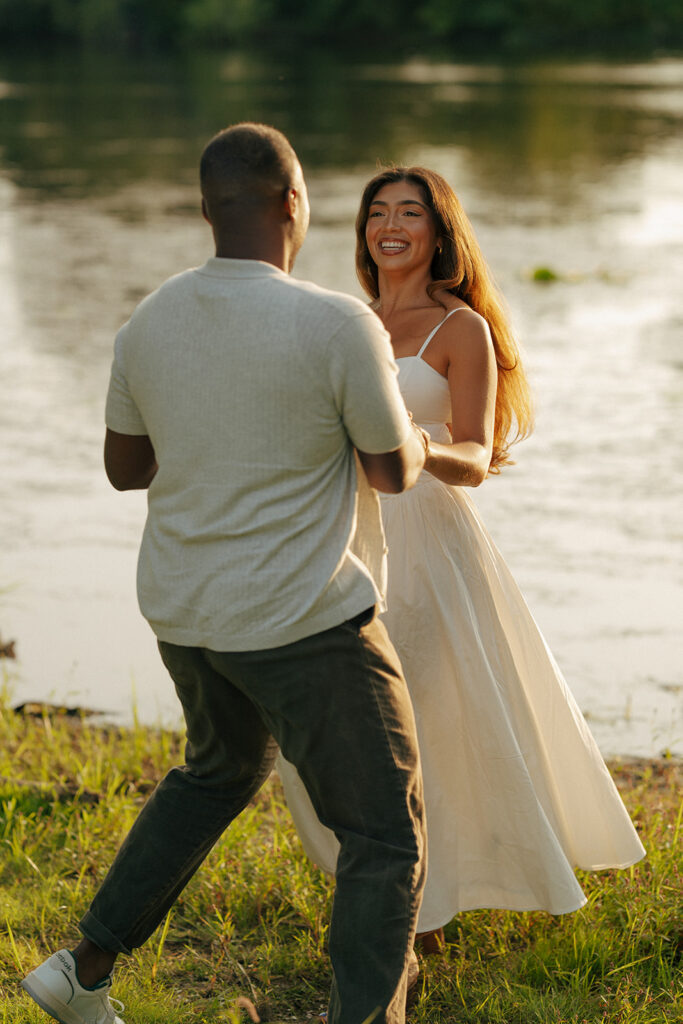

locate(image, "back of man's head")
[[200, 123, 299, 219]]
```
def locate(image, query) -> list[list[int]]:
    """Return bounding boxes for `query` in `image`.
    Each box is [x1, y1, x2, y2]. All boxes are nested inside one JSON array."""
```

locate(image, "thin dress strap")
[[415, 307, 467, 359]]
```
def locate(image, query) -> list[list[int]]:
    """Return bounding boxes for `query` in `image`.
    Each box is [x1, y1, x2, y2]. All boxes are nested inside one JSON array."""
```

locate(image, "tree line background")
[[1, 0, 681, 51]]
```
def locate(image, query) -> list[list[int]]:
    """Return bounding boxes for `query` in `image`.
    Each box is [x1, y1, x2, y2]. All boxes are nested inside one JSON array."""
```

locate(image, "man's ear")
[[201, 197, 211, 224], [283, 187, 298, 221]]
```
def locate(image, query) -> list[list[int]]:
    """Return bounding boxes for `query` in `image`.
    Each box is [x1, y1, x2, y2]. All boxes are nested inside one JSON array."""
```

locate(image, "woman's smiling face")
[[365, 180, 440, 274]]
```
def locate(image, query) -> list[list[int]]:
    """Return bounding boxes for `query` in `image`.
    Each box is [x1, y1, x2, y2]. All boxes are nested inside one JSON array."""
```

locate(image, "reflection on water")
[[1, 48, 681, 754], [2, 51, 683, 195]]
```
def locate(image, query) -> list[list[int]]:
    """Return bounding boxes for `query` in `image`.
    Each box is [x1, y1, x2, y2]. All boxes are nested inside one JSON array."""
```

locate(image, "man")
[[21, 123, 428, 1024]]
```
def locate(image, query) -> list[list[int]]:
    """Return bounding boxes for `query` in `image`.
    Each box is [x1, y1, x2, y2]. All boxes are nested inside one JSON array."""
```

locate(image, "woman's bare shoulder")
[[440, 300, 490, 338], [439, 305, 493, 370]]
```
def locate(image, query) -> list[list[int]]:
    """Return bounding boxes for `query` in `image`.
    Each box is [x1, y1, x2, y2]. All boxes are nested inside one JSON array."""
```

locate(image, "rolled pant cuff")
[[79, 910, 132, 956]]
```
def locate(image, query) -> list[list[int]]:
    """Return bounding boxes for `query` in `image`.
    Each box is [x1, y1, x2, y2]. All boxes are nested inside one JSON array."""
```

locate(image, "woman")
[[278, 167, 645, 950]]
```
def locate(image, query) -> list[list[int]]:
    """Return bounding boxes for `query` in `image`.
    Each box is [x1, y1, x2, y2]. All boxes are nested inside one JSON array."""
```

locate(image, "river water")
[[1, 49, 681, 756]]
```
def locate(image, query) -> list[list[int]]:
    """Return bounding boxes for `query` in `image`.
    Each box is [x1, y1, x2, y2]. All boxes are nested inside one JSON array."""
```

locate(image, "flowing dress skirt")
[[278, 473, 645, 930]]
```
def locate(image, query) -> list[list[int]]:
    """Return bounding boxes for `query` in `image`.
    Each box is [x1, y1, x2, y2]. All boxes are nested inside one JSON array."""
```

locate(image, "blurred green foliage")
[[1, 0, 681, 49]]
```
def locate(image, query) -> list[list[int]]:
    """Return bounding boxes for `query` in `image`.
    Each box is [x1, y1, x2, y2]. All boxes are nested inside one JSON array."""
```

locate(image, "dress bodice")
[[397, 358, 451, 444], [396, 307, 464, 445]]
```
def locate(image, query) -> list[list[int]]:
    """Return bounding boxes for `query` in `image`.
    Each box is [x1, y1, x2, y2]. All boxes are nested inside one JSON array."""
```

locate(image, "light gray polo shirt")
[[105, 257, 411, 651]]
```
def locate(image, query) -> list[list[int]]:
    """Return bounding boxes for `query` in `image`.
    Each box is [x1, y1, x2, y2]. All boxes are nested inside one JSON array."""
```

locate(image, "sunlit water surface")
[[1, 50, 681, 755]]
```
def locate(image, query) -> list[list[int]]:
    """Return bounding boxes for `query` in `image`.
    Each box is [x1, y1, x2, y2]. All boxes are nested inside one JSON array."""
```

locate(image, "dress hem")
[[418, 894, 589, 931]]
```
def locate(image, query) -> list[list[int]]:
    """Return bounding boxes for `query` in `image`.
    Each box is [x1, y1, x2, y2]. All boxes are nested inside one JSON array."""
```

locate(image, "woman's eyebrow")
[[369, 198, 428, 209]]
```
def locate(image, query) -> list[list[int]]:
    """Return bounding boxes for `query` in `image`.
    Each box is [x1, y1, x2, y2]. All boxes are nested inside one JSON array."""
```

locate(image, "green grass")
[[0, 694, 680, 1023]]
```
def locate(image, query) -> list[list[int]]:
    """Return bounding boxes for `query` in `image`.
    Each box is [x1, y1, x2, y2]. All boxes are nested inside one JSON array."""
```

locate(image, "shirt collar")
[[196, 257, 288, 280]]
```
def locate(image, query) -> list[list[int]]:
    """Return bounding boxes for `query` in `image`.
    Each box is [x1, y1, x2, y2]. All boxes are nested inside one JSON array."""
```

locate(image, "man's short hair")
[[200, 123, 298, 206]]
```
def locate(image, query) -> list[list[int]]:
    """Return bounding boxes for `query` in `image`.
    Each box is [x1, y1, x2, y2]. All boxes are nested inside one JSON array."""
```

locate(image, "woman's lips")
[[378, 240, 408, 253]]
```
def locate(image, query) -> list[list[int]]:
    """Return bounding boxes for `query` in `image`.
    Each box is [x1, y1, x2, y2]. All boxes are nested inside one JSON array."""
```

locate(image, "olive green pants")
[[80, 609, 426, 1024]]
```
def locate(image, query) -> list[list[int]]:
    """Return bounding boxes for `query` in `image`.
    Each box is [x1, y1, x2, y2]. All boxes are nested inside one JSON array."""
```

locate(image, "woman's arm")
[[423, 310, 496, 487]]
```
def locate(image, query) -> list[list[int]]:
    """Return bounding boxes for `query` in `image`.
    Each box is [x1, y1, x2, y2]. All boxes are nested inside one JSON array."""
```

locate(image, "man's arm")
[[357, 423, 427, 494], [334, 309, 428, 492], [104, 428, 158, 491]]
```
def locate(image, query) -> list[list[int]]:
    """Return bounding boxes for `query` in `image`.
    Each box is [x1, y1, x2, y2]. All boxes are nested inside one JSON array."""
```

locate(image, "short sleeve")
[[104, 325, 148, 436], [328, 309, 412, 453]]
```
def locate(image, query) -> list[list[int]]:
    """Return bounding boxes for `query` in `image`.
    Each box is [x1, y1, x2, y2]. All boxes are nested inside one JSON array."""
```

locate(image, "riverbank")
[[0, 697, 680, 1023]]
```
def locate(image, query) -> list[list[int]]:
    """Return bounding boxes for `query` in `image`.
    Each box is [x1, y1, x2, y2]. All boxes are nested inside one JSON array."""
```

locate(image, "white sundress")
[[277, 309, 645, 931]]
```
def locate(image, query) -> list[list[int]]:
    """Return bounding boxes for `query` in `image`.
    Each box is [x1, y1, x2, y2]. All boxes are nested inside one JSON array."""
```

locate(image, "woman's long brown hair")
[[356, 166, 534, 472]]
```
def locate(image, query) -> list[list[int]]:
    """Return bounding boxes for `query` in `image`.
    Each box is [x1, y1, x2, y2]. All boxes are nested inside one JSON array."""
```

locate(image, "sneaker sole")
[[21, 974, 81, 1024]]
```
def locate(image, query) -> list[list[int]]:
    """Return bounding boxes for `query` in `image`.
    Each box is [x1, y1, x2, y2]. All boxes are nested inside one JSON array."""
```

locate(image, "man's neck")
[[213, 234, 289, 272]]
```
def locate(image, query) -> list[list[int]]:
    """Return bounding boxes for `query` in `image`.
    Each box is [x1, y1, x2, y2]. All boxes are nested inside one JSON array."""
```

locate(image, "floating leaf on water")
[[532, 266, 559, 282]]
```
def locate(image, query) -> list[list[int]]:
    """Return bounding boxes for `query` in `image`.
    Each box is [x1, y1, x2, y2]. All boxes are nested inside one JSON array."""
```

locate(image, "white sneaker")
[[21, 949, 125, 1024]]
